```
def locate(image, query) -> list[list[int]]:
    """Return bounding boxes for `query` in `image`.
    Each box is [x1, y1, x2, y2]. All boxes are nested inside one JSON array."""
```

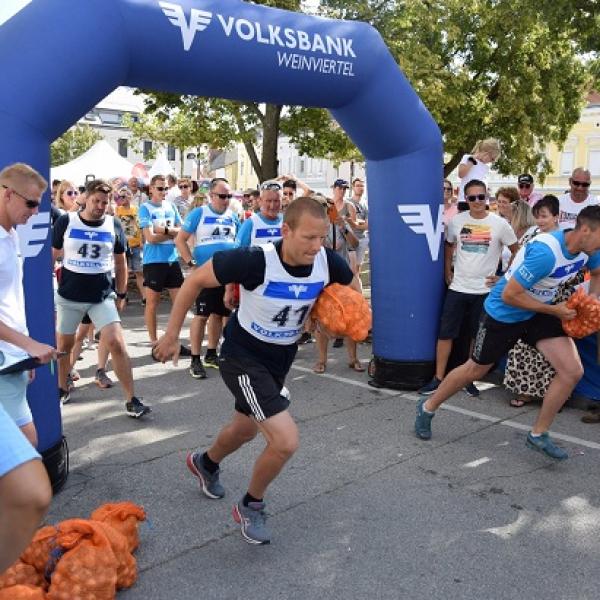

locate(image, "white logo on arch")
[[160, 2, 212, 51], [397, 204, 444, 261], [17, 212, 50, 260]]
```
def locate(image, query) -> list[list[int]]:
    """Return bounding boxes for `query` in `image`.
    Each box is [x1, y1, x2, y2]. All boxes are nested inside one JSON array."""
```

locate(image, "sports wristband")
[[116, 291, 127, 299]]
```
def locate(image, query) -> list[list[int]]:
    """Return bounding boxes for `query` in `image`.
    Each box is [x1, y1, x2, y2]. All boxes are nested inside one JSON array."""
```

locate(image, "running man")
[[415, 205, 600, 460], [154, 197, 360, 544]]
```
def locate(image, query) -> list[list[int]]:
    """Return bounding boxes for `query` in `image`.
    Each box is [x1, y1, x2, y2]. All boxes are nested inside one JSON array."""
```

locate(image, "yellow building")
[[542, 92, 600, 195]]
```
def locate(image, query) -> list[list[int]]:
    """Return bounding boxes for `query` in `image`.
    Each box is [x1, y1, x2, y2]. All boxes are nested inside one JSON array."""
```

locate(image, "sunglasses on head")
[[178, 184, 190, 189], [261, 182, 282, 191], [154, 186, 167, 192], [466, 194, 486, 202], [2, 185, 40, 209], [212, 192, 233, 200], [572, 180, 591, 188]]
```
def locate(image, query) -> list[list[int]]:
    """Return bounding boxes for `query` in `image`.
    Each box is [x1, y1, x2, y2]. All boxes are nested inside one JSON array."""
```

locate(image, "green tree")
[[123, 98, 238, 176], [50, 124, 102, 167], [320, 0, 592, 180]]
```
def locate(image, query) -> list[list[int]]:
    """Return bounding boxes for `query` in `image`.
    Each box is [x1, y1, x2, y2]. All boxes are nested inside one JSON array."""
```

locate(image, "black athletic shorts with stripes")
[[218, 353, 290, 422]]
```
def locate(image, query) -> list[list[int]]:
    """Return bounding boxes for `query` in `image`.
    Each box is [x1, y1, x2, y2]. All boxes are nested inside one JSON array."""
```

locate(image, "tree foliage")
[[51, 124, 102, 167], [320, 0, 592, 180]]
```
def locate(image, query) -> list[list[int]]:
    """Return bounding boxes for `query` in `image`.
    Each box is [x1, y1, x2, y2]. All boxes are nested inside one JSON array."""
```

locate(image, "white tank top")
[[249, 213, 283, 246], [193, 205, 237, 249], [505, 232, 587, 303], [237, 243, 330, 344], [63, 213, 115, 275]]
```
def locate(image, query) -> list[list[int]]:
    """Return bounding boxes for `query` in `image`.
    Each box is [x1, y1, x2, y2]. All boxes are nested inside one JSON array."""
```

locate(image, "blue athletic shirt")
[[485, 230, 600, 323], [212, 242, 353, 378], [183, 205, 241, 266], [237, 213, 283, 247], [138, 200, 181, 264]]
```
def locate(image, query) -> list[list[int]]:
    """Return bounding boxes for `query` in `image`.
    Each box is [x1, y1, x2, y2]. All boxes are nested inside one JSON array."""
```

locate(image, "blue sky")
[[0, 0, 31, 27]]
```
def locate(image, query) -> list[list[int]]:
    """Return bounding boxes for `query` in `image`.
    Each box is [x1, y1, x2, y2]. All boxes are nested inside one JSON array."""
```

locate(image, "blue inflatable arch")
[[0, 0, 444, 465]]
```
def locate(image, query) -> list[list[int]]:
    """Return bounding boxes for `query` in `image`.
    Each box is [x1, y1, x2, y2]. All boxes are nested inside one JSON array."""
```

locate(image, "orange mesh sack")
[[27, 519, 119, 600], [90, 502, 146, 552], [562, 287, 600, 338], [0, 559, 47, 591], [95, 522, 137, 589], [311, 283, 372, 341], [0, 584, 47, 599]]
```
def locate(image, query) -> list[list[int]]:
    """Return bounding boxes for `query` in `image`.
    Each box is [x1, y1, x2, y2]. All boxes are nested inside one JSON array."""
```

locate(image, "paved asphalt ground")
[[46, 299, 600, 600]]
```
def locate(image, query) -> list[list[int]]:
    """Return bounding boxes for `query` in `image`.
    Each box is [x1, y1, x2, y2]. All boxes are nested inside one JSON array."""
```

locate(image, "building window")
[[299, 159, 305, 174], [561, 150, 574, 176], [589, 149, 600, 177], [143, 140, 153, 160], [118, 139, 128, 158], [240, 161, 245, 176], [167, 145, 176, 161], [98, 111, 122, 125]]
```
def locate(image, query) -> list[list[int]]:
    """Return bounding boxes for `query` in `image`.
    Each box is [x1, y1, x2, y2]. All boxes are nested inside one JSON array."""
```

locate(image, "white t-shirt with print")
[[458, 154, 491, 201], [558, 193, 599, 229], [446, 211, 517, 294]]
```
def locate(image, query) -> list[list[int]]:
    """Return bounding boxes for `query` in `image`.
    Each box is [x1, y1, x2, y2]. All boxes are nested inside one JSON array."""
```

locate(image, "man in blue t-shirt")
[[175, 178, 240, 379], [138, 175, 187, 356], [415, 205, 600, 460], [154, 197, 360, 545]]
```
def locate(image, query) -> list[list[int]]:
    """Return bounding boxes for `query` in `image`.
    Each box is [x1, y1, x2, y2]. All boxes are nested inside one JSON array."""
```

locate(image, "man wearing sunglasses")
[[558, 168, 598, 230], [517, 173, 543, 207], [417, 205, 600, 460], [139, 175, 189, 356], [175, 178, 241, 379], [173, 177, 193, 219], [419, 179, 518, 398], [52, 179, 151, 418]]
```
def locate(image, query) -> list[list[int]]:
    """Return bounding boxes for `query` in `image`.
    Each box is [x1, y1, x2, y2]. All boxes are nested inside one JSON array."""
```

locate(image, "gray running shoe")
[[126, 397, 151, 418], [186, 452, 225, 498], [526, 431, 568, 460], [415, 397, 435, 440], [233, 499, 270, 545]]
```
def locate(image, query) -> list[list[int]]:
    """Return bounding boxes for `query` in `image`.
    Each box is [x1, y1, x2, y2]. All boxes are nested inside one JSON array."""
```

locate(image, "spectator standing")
[[457, 139, 500, 201], [443, 179, 458, 227], [558, 168, 598, 229], [116, 187, 145, 304], [348, 177, 369, 277], [418, 180, 518, 397], [128, 177, 148, 208], [173, 177, 194, 219], [166, 173, 179, 204], [517, 173, 543, 207]]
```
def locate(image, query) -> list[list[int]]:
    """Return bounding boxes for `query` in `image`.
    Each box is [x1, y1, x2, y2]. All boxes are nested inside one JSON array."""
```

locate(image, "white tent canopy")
[[148, 149, 176, 178], [51, 140, 135, 185]]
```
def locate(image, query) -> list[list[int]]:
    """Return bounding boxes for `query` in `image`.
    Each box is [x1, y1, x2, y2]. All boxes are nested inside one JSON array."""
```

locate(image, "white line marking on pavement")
[[292, 365, 600, 452]]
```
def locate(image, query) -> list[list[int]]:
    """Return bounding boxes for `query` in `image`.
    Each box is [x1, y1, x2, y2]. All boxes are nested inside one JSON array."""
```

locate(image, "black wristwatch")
[[468, 156, 478, 165], [116, 291, 127, 299], [187, 259, 197, 268]]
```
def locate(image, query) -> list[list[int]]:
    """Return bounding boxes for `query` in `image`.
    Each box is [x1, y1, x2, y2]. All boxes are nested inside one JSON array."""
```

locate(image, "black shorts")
[[195, 286, 231, 318], [439, 290, 487, 339], [219, 353, 290, 422], [143, 262, 184, 293], [472, 309, 567, 365]]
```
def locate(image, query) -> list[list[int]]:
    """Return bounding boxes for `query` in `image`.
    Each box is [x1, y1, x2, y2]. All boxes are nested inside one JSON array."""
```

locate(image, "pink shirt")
[[522, 192, 543, 207], [444, 204, 458, 226]]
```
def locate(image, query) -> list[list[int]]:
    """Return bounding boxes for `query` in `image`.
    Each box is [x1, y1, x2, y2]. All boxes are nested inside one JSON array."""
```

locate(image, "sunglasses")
[[154, 186, 167, 192], [572, 180, 591, 188], [243, 194, 251, 198], [211, 192, 233, 200], [443, 187, 452, 192], [118, 194, 130, 199], [261, 182, 282, 191], [178, 184, 190, 189], [518, 183, 531, 189], [466, 194, 486, 202], [2, 185, 41, 209], [66, 190, 79, 196]]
